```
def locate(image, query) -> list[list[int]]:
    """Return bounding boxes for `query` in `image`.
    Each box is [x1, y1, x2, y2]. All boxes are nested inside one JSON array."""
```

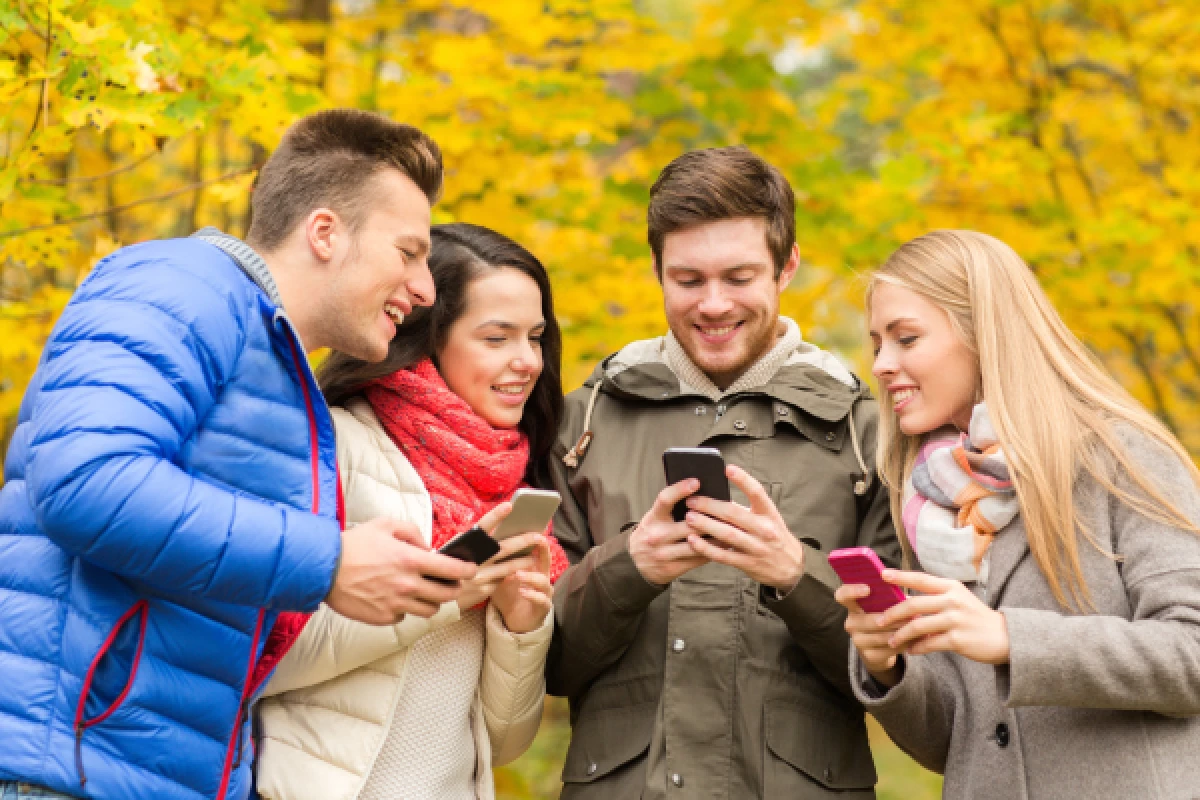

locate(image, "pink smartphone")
[[827, 547, 905, 613]]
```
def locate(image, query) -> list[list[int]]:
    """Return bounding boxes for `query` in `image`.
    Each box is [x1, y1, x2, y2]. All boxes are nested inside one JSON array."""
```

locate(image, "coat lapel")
[[982, 517, 1030, 608]]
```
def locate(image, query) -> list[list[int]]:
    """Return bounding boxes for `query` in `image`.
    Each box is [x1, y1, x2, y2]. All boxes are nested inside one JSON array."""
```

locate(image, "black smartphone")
[[437, 526, 501, 566], [662, 446, 731, 523]]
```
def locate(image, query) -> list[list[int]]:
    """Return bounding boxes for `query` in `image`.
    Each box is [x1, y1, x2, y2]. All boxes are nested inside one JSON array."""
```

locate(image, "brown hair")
[[647, 146, 796, 277], [247, 109, 443, 252], [318, 223, 565, 485]]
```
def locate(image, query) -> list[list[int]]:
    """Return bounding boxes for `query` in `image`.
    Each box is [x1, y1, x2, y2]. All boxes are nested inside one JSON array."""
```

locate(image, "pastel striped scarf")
[[901, 404, 1019, 582]]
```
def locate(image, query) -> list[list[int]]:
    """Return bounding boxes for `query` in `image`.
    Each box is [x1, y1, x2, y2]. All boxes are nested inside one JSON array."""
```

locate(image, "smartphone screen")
[[662, 447, 731, 523]]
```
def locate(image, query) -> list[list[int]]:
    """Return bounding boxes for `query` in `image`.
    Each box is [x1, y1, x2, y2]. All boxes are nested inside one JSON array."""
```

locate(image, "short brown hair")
[[647, 146, 795, 277], [247, 109, 443, 251]]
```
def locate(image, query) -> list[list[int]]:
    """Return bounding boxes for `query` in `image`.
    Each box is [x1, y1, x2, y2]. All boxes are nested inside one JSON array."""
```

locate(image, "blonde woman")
[[837, 230, 1200, 798]]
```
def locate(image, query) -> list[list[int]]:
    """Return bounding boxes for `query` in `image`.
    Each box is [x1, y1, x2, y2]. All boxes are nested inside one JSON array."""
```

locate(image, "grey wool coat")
[[852, 428, 1200, 800]]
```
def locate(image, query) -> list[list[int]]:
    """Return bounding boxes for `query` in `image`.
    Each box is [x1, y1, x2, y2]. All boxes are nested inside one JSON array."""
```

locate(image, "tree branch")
[[22, 140, 178, 186], [1155, 303, 1200, 379], [0, 166, 257, 239], [1113, 324, 1180, 436]]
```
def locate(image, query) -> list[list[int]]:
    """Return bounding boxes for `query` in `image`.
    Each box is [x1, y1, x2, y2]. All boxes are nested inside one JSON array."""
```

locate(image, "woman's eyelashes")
[[870, 333, 917, 357], [484, 332, 544, 347]]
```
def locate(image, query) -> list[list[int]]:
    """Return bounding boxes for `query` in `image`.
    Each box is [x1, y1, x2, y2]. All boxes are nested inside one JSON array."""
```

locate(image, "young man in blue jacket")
[[0, 109, 478, 800]]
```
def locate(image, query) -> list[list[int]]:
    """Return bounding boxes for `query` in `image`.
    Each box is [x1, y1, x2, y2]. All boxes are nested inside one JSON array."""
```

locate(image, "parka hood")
[[580, 324, 870, 422]]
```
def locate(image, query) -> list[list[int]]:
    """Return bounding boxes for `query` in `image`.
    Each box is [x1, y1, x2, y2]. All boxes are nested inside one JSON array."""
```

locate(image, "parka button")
[[671, 773, 684, 787], [587, 762, 598, 775], [733, 419, 747, 430], [777, 406, 789, 416], [672, 638, 686, 653], [825, 431, 836, 441], [694, 406, 707, 415], [994, 722, 1010, 748]]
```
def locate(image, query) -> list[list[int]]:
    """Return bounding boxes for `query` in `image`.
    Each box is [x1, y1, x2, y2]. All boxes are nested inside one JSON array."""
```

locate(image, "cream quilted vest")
[[254, 399, 552, 800]]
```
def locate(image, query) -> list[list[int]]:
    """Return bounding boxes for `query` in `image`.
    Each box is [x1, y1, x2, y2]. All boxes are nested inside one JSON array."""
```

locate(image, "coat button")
[[825, 431, 836, 441], [672, 638, 686, 653], [671, 773, 684, 787], [994, 722, 1010, 748], [733, 419, 747, 430], [695, 406, 707, 415], [587, 762, 598, 775], [777, 406, 789, 416]]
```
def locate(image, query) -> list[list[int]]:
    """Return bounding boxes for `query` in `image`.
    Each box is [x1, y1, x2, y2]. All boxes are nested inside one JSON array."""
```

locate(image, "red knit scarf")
[[364, 359, 568, 582]]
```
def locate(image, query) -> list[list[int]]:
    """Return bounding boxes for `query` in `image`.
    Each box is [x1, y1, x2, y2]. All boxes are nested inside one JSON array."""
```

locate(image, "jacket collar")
[[191, 227, 284, 308]]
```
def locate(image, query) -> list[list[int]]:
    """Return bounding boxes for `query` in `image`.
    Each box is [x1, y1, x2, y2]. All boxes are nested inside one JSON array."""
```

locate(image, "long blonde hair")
[[868, 230, 1200, 609]]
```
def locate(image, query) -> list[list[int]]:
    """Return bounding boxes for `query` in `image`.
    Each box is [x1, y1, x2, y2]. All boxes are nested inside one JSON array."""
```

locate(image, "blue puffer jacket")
[[0, 232, 342, 800]]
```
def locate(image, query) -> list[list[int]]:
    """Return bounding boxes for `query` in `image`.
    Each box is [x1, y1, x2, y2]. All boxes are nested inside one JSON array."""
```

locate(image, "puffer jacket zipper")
[[214, 326, 326, 799]]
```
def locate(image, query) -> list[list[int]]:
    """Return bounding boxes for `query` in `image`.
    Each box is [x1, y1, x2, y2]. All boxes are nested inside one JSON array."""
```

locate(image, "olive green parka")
[[544, 333, 901, 799]]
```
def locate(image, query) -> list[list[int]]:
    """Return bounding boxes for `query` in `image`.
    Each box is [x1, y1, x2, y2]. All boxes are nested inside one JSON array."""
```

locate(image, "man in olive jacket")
[[545, 146, 901, 799]]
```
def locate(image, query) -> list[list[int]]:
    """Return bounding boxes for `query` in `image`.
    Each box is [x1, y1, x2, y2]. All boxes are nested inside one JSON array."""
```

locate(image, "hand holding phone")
[[827, 547, 905, 613]]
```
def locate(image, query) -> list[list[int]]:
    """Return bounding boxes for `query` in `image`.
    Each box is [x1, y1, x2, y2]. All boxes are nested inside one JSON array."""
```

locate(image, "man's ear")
[[776, 244, 801, 291], [304, 208, 340, 264]]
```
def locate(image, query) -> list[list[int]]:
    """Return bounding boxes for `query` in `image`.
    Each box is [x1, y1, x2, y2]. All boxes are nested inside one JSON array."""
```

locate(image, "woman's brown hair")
[[318, 223, 564, 484]]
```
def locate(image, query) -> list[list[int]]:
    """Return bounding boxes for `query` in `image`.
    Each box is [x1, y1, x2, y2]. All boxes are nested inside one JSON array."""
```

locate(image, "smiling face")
[[869, 281, 980, 435], [436, 267, 546, 429], [322, 168, 435, 362], [659, 217, 799, 390]]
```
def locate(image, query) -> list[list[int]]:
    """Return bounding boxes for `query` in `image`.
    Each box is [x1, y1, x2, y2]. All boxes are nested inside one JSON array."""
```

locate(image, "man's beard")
[[679, 313, 780, 390]]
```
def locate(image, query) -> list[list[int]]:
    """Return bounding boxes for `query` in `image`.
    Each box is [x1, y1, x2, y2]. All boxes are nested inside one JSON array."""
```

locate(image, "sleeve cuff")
[[265, 510, 343, 612], [594, 528, 668, 613], [849, 645, 908, 707], [761, 542, 843, 632]]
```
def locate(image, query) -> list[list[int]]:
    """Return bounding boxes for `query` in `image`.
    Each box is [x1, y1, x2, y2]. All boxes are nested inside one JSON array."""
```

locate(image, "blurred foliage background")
[[4, 0, 1198, 796]]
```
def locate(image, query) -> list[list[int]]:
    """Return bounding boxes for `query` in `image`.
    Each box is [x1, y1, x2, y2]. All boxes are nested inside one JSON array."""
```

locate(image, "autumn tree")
[[5, 0, 1200, 466], [809, 0, 1200, 449]]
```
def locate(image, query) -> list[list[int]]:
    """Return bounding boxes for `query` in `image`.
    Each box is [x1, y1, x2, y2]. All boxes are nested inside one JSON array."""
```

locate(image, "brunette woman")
[[255, 223, 569, 800]]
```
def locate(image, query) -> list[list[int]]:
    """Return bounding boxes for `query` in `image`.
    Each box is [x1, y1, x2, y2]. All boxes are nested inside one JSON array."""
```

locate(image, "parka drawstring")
[[563, 378, 603, 468], [847, 405, 872, 496]]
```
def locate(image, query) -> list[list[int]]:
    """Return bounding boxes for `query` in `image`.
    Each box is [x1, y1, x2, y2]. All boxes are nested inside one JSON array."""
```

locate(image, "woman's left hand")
[[491, 535, 554, 634], [879, 569, 1011, 665]]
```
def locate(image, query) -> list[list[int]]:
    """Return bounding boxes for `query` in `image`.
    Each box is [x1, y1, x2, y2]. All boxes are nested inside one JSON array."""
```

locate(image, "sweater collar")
[[663, 317, 806, 401]]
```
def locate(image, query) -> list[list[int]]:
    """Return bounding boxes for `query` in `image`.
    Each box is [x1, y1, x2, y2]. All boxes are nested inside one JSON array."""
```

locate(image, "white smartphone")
[[492, 488, 561, 542]]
